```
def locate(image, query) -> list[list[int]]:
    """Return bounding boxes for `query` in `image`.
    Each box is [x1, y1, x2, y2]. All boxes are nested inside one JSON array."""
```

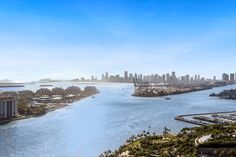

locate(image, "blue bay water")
[[0, 83, 236, 157]]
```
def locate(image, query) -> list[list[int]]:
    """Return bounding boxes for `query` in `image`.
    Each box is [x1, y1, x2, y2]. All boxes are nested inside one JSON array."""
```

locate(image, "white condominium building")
[[0, 96, 17, 120]]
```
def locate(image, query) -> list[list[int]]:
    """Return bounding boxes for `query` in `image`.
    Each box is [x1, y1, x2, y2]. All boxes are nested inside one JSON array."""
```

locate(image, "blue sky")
[[0, 0, 236, 81]]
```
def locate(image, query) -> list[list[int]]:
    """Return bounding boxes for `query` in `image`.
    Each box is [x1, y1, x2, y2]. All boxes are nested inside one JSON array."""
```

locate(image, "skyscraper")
[[185, 75, 190, 84], [105, 72, 109, 79], [230, 73, 235, 84], [124, 71, 128, 81], [166, 73, 170, 83], [138, 74, 143, 81], [172, 71, 176, 77], [162, 74, 166, 83], [0, 96, 17, 120], [235, 73, 236, 82], [194, 75, 197, 81], [222, 73, 229, 82]]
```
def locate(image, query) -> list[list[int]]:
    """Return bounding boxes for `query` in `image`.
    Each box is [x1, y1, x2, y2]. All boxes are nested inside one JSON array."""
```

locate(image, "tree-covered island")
[[1, 86, 98, 119], [210, 89, 236, 100]]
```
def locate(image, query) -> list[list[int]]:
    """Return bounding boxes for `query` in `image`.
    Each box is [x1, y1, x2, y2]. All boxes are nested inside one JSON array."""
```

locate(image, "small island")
[[0, 85, 99, 123], [133, 84, 212, 97], [210, 89, 236, 100]]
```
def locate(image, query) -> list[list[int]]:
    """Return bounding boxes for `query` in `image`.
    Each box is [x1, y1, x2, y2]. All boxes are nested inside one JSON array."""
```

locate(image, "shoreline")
[[1, 92, 99, 124], [0, 85, 25, 88], [0, 83, 25, 88]]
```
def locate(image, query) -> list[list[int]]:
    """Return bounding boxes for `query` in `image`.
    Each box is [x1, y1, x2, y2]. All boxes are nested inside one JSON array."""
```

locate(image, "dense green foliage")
[[35, 88, 51, 96], [18, 103, 47, 116], [210, 89, 236, 100], [65, 86, 81, 95], [2, 86, 98, 117], [100, 124, 236, 157], [51, 87, 65, 96]]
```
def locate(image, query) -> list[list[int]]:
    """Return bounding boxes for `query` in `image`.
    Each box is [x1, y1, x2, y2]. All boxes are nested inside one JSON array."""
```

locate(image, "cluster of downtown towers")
[[77, 71, 233, 85], [222, 73, 236, 84]]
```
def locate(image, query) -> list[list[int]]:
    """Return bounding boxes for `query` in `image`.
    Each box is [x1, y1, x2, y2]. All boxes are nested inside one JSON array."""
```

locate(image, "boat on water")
[[91, 96, 95, 99], [165, 97, 171, 100]]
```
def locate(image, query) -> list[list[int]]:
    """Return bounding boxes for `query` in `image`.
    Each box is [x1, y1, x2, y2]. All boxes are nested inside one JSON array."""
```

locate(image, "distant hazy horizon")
[[1, 0, 236, 81], [0, 70, 231, 83]]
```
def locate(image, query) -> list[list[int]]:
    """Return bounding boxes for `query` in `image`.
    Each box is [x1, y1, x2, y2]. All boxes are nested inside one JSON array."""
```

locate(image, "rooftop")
[[0, 95, 15, 101]]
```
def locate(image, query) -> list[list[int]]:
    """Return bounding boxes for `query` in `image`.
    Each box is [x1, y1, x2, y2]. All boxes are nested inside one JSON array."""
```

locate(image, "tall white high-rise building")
[[0, 96, 17, 120]]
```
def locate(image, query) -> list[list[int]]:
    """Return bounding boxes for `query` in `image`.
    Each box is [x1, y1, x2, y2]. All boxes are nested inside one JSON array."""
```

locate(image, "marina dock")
[[175, 111, 236, 126]]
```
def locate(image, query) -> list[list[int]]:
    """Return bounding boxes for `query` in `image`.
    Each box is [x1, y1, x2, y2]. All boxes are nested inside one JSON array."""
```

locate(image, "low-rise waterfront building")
[[38, 95, 51, 103]]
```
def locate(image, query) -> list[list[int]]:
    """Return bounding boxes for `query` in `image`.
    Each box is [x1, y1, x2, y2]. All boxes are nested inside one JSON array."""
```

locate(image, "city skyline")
[[1, 0, 236, 81], [0, 70, 236, 83], [51, 70, 235, 84], [2, 1, 236, 157]]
